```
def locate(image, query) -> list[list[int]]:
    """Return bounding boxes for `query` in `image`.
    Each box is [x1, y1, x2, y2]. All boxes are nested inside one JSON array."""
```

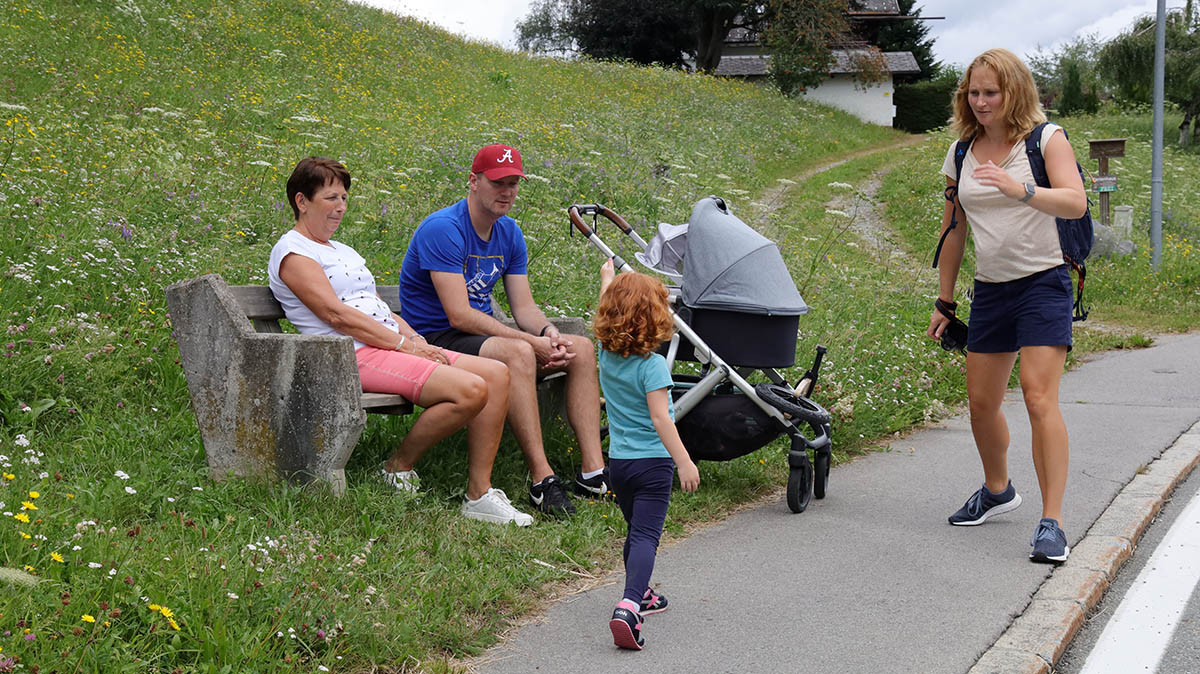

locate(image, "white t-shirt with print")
[[267, 229, 399, 350], [941, 123, 1065, 283]]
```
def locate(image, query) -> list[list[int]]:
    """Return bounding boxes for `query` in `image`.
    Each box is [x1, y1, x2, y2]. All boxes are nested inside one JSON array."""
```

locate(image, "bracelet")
[[411, 333, 426, 342], [539, 324, 552, 337], [393, 335, 406, 351]]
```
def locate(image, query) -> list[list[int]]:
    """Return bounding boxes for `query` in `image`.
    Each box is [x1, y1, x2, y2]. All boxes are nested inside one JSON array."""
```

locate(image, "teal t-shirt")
[[598, 349, 674, 460]]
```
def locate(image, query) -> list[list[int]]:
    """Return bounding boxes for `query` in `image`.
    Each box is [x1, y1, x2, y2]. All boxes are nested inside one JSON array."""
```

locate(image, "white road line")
[[1080, 487, 1200, 674]]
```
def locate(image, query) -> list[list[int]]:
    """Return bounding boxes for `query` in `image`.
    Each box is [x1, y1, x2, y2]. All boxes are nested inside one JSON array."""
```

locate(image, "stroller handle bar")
[[568, 204, 650, 252], [568, 203, 633, 236]]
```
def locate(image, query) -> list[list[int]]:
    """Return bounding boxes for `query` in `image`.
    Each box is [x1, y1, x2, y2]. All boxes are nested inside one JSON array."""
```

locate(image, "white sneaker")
[[462, 488, 534, 526], [381, 468, 419, 493]]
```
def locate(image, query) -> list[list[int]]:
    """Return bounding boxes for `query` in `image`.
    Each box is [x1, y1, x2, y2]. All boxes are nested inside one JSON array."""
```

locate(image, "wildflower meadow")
[[1, 0, 1198, 671]]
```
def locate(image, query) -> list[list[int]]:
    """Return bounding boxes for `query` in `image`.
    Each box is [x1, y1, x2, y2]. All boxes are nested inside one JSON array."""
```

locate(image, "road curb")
[[967, 420, 1200, 674]]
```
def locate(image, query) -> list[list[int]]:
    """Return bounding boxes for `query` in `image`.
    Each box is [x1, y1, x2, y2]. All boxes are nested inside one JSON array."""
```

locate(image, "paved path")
[[475, 333, 1200, 674]]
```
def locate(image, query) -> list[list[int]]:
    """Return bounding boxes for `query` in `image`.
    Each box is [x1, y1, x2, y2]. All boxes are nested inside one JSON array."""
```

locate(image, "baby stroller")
[[570, 196, 833, 513]]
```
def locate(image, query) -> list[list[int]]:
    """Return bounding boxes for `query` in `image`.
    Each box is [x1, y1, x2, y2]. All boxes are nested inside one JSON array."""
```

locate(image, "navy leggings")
[[610, 457, 675, 605]]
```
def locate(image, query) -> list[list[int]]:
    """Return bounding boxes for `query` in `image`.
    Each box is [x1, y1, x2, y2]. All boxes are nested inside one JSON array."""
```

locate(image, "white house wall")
[[801, 74, 896, 126]]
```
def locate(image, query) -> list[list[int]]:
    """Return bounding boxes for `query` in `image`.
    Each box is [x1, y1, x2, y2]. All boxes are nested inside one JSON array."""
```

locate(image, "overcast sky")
[[358, 0, 1166, 68]]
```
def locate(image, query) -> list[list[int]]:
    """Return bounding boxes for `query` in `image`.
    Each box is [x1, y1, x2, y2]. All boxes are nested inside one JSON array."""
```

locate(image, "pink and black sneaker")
[[609, 600, 644, 650], [640, 589, 668, 615]]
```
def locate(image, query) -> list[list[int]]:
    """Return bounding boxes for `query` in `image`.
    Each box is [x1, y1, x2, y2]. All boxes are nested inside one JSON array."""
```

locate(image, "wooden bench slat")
[[230, 285, 286, 321], [361, 392, 414, 415]]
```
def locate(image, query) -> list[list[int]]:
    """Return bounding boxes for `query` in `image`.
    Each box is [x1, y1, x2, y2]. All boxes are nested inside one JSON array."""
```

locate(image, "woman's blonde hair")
[[951, 48, 1046, 142], [593, 272, 674, 358]]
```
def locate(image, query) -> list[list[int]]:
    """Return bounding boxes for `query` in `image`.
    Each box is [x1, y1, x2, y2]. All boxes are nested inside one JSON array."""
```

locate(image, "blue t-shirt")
[[599, 349, 674, 460], [398, 199, 529, 334]]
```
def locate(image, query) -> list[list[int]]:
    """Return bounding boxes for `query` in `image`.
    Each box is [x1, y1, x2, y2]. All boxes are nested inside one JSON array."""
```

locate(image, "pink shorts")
[[355, 345, 461, 403]]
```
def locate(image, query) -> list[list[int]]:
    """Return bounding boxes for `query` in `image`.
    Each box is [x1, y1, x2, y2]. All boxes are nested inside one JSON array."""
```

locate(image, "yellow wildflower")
[[2, 473, 13, 481], [81, 615, 95, 623], [21, 501, 37, 511], [148, 603, 161, 611], [19, 532, 30, 539], [23, 565, 33, 572], [159, 606, 174, 618], [168, 617, 180, 631], [28, 491, 39, 499], [51, 552, 64, 563], [14, 512, 30, 523]]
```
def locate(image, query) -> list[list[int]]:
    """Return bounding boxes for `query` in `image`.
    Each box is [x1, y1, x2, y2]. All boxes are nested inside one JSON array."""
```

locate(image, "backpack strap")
[[1024, 121, 1052, 189], [932, 134, 974, 269], [1025, 122, 1089, 321]]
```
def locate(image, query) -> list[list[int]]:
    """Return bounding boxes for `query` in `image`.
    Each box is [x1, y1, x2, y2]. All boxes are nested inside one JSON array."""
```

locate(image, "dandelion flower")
[[50, 552, 63, 563], [148, 604, 161, 611], [167, 617, 180, 631], [14, 512, 29, 523], [2, 473, 13, 481], [19, 532, 30, 539], [159, 606, 174, 618], [27, 491, 38, 499], [81, 615, 95, 623], [21, 501, 36, 511]]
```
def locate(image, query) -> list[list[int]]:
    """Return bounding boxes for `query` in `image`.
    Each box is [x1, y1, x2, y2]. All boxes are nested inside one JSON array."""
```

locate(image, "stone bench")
[[165, 273, 586, 495]]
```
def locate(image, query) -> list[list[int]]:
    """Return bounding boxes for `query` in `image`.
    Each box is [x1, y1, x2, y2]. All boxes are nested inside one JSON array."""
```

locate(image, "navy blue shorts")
[[967, 265, 1073, 353]]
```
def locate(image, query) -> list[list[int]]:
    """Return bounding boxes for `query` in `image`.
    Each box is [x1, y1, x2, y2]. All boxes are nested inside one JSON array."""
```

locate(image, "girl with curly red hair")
[[594, 260, 700, 650]]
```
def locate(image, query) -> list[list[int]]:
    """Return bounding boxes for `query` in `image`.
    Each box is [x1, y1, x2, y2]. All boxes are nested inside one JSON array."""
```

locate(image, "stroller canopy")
[[681, 196, 808, 316]]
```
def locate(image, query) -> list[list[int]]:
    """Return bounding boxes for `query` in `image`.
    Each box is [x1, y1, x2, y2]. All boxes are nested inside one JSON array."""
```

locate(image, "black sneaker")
[[640, 589, 668, 615], [1030, 517, 1070, 564], [529, 474, 576, 516], [574, 466, 612, 499], [609, 603, 644, 650], [948, 481, 1022, 526]]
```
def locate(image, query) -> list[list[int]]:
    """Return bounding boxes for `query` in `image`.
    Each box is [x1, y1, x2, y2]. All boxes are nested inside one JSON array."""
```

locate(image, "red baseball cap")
[[472, 144, 525, 180]]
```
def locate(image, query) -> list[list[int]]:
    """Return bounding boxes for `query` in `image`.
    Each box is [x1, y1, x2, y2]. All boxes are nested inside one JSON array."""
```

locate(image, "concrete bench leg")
[[166, 274, 367, 495]]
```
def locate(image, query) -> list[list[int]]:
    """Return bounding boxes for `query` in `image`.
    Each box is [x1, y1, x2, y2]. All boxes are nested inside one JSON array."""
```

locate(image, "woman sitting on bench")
[[268, 156, 532, 526]]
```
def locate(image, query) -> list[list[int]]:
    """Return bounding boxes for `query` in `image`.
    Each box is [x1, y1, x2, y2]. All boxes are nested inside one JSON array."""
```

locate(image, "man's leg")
[[547, 334, 605, 475], [478, 336, 555, 481]]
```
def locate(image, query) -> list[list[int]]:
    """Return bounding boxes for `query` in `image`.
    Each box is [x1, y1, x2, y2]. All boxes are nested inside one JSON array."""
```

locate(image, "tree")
[[516, 0, 765, 70], [1099, 3, 1200, 145], [766, 0, 888, 95], [516, 0, 695, 67], [872, 0, 940, 84], [517, 0, 890, 96], [1027, 34, 1106, 110]]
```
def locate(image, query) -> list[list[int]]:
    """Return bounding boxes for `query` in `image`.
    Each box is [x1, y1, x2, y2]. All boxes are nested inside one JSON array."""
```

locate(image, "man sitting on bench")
[[398, 144, 607, 517]]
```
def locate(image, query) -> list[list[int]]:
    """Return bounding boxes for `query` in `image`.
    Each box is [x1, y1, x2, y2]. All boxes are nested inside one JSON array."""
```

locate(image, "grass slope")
[[0, 0, 904, 671]]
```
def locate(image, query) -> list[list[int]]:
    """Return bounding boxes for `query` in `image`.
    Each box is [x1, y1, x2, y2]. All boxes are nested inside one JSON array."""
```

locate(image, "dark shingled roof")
[[714, 50, 920, 78]]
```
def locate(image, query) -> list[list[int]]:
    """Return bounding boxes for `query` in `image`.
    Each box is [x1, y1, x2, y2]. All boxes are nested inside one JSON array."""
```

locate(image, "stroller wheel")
[[813, 450, 830, 500], [755, 384, 831, 426], [786, 451, 813, 513]]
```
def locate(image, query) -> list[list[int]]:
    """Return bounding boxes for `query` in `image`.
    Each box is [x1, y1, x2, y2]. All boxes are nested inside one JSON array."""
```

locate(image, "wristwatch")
[[1019, 183, 1035, 203]]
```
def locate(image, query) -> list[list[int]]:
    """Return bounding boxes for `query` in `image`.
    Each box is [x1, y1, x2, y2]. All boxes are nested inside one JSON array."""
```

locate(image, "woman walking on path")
[[927, 49, 1087, 563], [594, 260, 700, 649]]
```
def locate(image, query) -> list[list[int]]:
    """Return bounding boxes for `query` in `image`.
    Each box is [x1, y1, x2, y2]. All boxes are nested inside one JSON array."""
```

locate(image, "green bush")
[[893, 78, 956, 133]]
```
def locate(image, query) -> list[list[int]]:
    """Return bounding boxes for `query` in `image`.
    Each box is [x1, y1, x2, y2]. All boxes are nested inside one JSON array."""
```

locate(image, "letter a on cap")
[[472, 144, 525, 180]]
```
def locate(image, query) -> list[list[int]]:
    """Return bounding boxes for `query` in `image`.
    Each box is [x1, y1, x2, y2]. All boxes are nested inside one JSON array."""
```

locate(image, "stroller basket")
[[671, 375, 780, 462]]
